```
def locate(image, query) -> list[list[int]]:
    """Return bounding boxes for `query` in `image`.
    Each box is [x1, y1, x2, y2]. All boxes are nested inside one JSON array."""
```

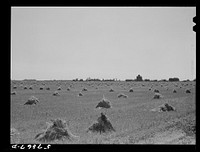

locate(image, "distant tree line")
[[168, 77, 180, 82], [124, 75, 181, 82], [159, 79, 167, 82], [19, 76, 191, 83], [101, 79, 116, 81], [86, 78, 101, 81], [72, 78, 84, 82], [125, 79, 134, 82], [23, 79, 37, 81], [182, 79, 190, 82], [70, 75, 193, 82], [72, 78, 116, 82]]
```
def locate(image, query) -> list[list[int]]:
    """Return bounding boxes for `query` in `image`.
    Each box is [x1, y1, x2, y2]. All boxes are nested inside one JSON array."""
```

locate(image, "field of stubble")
[[10, 80, 196, 144]]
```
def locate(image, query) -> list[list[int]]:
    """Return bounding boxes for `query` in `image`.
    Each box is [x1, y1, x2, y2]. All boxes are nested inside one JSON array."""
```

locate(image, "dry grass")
[[78, 92, 83, 96], [24, 96, 39, 105], [109, 88, 114, 92], [96, 101, 111, 109], [160, 103, 176, 112], [129, 88, 134, 92], [11, 128, 19, 136], [117, 93, 128, 98], [35, 119, 78, 143], [96, 96, 111, 109], [153, 93, 163, 99], [82, 88, 87, 91], [10, 80, 196, 144], [186, 89, 191, 93], [11, 91, 17, 95], [87, 113, 115, 134], [151, 103, 176, 112], [53, 91, 60, 96]]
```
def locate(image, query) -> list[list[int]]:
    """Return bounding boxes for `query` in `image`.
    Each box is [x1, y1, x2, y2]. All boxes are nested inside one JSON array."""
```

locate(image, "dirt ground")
[[10, 80, 196, 144]]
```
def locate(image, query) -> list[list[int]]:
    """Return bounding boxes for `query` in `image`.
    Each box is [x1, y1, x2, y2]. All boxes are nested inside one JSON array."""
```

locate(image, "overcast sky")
[[11, 7, 196, 80]]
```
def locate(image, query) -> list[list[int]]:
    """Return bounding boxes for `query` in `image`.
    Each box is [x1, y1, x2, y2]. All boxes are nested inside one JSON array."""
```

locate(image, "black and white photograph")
[[11, 7, 196, 145]]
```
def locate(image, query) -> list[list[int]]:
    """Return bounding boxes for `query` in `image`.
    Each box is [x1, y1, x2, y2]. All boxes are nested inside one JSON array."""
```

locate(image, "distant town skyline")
[[11, 7, 196, 81]]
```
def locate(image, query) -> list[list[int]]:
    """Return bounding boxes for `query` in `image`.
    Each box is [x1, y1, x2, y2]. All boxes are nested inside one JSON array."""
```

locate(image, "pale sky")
[[11, 7, 196, 80]]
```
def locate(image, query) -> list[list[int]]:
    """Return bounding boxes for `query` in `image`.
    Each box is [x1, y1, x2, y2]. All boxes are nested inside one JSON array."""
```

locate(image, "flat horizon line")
[[10, 78, 195, 81]]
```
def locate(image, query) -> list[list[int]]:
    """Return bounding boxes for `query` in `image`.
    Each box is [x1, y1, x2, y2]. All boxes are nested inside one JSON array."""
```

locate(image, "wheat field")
[[10, 80, 196, 144]]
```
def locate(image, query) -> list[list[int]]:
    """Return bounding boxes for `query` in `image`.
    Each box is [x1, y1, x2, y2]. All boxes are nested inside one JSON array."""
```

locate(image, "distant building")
[[136, 75, 143, 81]]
